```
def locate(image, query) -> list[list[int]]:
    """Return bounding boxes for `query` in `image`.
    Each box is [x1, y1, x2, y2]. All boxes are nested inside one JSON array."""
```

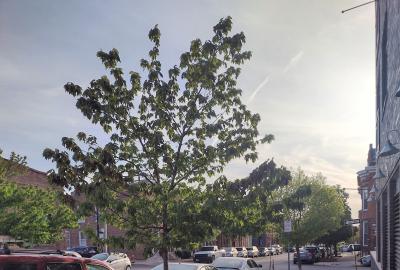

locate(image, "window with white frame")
[[79, 231, 87, 246], [362, 189, 369, 211], [363, 220, 369, 246], [65, 230, 71, 249]]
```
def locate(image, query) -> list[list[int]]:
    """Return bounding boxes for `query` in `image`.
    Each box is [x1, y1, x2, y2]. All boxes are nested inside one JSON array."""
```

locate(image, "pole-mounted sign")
[[284, 220, 292, 233]]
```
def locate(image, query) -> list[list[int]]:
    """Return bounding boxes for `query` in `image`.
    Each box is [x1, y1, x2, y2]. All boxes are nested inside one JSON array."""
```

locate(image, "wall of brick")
[[374, 1, 400, 269]]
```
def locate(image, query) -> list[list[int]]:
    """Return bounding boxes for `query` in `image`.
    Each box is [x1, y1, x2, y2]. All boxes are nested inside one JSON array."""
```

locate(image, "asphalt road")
[[134, 252, 369, 270], [252, 252, 369, 270]]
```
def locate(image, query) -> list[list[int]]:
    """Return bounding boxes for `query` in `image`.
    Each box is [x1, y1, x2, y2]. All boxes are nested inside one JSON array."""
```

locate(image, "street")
[[252, 253, 370, 270], [134, 253, 370, 270]]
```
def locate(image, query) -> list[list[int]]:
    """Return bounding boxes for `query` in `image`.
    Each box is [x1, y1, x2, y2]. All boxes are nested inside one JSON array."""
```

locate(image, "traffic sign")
[[284, 220, 292, 232]]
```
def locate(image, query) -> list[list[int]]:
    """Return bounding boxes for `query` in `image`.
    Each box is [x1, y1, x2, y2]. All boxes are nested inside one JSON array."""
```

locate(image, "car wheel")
[[211, 255, 215, 263]]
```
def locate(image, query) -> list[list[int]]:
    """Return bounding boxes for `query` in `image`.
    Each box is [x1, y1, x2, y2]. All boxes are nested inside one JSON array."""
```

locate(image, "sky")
[[0, 0, 376, 218]]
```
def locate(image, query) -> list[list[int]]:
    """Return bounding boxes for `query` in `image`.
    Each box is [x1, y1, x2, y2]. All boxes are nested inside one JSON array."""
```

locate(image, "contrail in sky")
[[247, 75, 270, 104], [283, 50, 304, 73]]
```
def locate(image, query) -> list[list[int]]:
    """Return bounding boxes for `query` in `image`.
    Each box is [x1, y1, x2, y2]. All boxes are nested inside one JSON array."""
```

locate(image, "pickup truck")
[[193, 246, 225, 263]]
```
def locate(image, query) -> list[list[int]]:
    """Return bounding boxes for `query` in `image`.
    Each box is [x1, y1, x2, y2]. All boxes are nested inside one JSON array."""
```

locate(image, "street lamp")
[[378, 130, 400, 158]]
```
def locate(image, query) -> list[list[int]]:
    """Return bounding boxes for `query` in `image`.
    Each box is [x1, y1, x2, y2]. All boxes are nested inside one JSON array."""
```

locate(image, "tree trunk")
[[296, 245, 302, 270], [162, 201, 169, 270]]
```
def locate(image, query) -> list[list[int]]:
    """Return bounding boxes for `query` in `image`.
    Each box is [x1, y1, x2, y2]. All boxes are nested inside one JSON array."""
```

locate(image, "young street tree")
[[0, 150, 77, 245], [43, 17, 273, 269], [280, 170, 346, 270]]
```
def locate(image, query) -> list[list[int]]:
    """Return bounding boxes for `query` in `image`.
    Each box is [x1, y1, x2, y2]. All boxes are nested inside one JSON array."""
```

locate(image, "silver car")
[[92, 252, 132, 270], [246, 246, 259, 258], [224, 247, 238, 257], [235, 247, 248, 257]]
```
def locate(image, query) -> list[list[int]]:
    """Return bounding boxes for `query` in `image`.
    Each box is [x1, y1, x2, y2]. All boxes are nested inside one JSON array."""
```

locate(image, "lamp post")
[[378, 129, 400, 158]]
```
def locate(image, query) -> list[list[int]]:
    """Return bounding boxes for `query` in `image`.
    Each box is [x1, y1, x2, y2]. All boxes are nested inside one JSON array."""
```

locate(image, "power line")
[[341, 0, 376, 14]]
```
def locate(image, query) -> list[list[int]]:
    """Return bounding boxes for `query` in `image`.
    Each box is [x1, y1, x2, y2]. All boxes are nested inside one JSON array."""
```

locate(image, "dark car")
[[0, 252, 113, 270], [67, 246, 99, 258], [293, 249, 314, 264], [258, 247, 268, 257], [304, 246, 321, 262]]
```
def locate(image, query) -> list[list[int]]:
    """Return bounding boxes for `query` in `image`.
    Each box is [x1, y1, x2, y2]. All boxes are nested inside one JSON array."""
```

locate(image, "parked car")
[[175, 248, 192, 259], [223, 247, 238, 257], [359, 255, 371, 266], [258, 247, 268, 257], [267, 247, 277, 256], [152, 262, 217, 270], [63, 250, 82, 257], [293, 249, 314, 264], [68, 246, 99, 258], [246, 246, 259, 258], [272, 245, 283, 254], [304, 246, 321, 262], [0, 252, 113, 270], [348, 244, 361, 252], [340, 245, 350, 252], [235, 247, 248, 258], [286, 246, 295, 253], [92, 252, 132, 270], [194, 246, 224, 263], [212, 257, 262, 270]]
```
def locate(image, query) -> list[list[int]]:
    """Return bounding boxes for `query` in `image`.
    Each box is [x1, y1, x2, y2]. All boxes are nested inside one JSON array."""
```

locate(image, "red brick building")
[[6, 163, 145, 258], [357, 144, 377, 255]]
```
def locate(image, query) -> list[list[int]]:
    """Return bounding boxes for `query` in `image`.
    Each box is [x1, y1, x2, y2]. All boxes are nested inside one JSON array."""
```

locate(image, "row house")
[[357, 144, 377, 255]]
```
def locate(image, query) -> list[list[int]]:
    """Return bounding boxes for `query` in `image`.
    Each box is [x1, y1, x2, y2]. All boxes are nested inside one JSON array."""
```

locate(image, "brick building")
[[372, 0, 400, 269], [5, 163, 145, 258], [357, 144, 377, 255]]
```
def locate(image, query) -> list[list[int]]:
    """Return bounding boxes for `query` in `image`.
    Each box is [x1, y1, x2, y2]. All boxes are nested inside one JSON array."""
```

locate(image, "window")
[[79, 231, 87, 246], [86, 265, 109, 270], [363, 221, 369, 246], [3, 264, 37, 270], [46, 263, 82, 270], [65, 230, 71, 249], [362, 189, 368, 211]]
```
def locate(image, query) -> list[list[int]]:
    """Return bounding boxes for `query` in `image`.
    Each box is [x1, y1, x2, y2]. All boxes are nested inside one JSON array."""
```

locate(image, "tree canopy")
[[279, 169, 347, 269], [0, 150, 77, 245], [205, 159, 291, 242], [43, 16, 272, 269]]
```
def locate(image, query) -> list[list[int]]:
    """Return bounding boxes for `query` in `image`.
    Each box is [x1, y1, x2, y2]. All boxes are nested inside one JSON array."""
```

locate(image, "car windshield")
[[246, 248, 252, 251], [91, 253, 109, 260], [200, 247, 214, 251], [236, 248, 242, 251]]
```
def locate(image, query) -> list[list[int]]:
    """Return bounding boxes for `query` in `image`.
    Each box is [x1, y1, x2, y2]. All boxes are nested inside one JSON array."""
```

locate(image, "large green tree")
[[205, 159, 290, 244], [43, 17, 272, 269], [314, 186, 352, 255], [0, 150, 77, 245], [279, 170, 346, 270]]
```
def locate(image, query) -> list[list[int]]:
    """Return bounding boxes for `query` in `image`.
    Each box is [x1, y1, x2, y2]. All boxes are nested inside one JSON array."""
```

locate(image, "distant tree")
[[43, 17, 272, 270], [205, 159, 290, 244], [314, 186, 352, 256], [0, 150, 77, 245], [279, 169, 346, 270]]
